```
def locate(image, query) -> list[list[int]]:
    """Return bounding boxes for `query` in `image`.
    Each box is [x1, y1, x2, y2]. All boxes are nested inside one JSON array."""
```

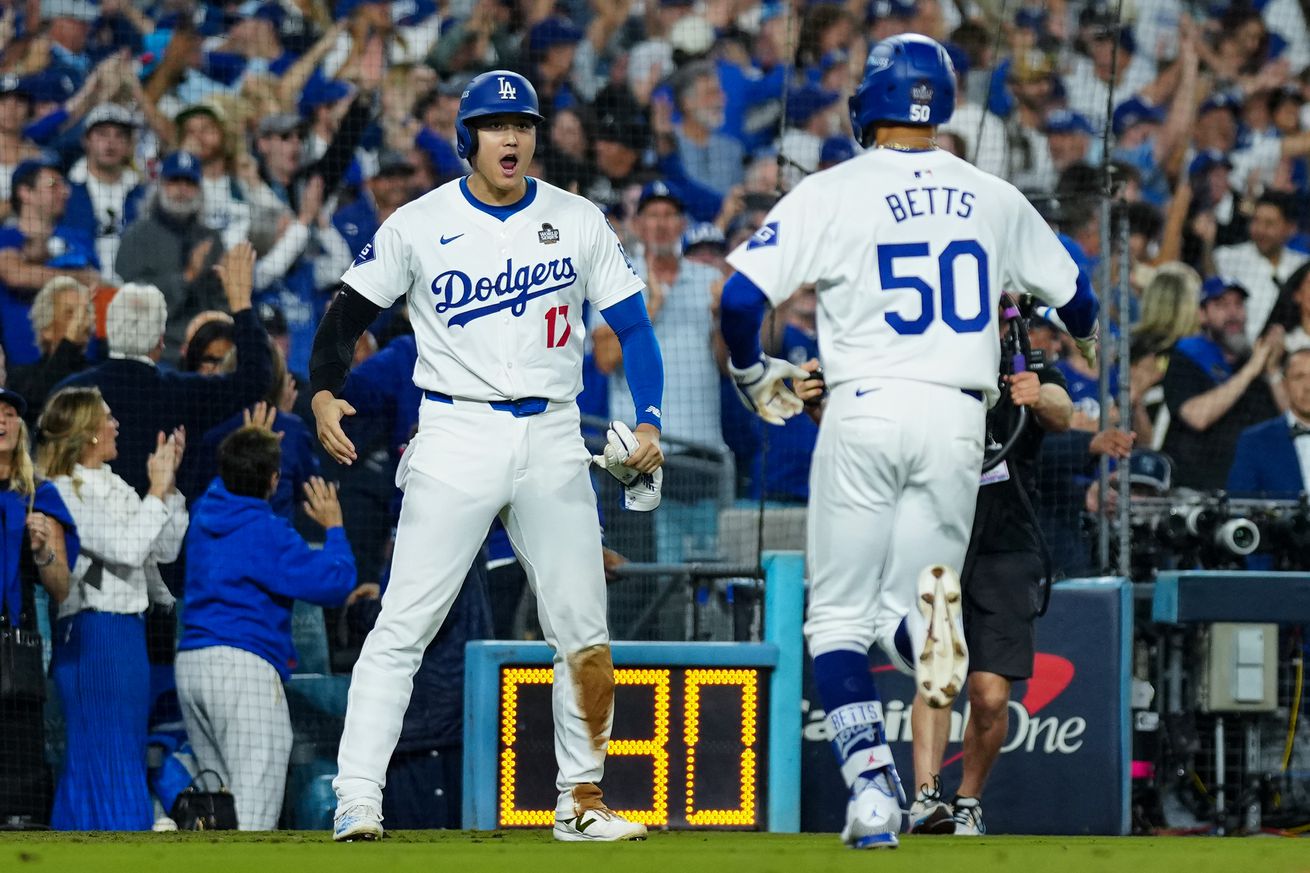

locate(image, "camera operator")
[[908, 309, 1096, 837]]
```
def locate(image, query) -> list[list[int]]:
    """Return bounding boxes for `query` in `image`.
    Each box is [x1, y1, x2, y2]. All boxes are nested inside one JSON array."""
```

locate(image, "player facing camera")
[[456, 70, 544, 200]]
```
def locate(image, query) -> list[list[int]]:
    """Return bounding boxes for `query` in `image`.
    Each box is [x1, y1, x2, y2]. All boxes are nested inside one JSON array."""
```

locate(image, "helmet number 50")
[[877, 240, 990, 335], [908, 104, 930, 123]]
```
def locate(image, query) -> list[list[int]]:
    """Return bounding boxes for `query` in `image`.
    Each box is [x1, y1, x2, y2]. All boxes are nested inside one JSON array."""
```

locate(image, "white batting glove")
[[729, 354, 811, 426], [591, 421, 663, 511]]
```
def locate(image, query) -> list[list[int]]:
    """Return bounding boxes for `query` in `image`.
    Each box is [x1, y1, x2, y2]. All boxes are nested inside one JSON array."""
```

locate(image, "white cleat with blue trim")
[[333, 803, 384, 842]]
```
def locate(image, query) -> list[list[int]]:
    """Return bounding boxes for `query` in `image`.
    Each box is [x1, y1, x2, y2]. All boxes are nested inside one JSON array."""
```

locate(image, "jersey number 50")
[[877, 240, 989, 335]]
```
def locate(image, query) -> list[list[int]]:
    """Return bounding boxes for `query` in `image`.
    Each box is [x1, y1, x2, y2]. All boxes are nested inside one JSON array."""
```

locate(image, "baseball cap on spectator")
[[638, 180, 683, 213], [84, 103, 138, 133], [786, 85, 840, 127], [1200, 276, 1249, 304], [395, 0, 438, 27], [1128, 451, 1172, 494], [868, 0, 917, 21], [40, 0, 98, 22], [333, 0, 387, 18], [595, 109, 649, 152], [0, 74, 27, 100], [175, 101, 226, 131], [1199, 91, 1243, 118], [160, 151, 202, 184], [257, 112, 303, 138], [1010, 49, 1056, 83], [1187, 148, 1232, 179], [1014, 7, 1047, 31], [0, 388, 28, 418], [253, 2, 286, 29], [820, 136, 857, 166], [11, 153, 63, 195], [1045, 110, 1095, 136], [256, 301, 288, 337], [527, 17, 583, 58], [682, 221, 725, 254], [298, 78, 352, 116], [670, 16, 715, 59], [376, 149, 416, 177], [20, 69, 76, 105], [1111, 97, 1164, 138], [438, 75, 473, 98]]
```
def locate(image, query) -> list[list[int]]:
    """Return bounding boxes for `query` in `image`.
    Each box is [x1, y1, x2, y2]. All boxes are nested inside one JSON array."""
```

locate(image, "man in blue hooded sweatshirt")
[[175, 423, 361, 830]]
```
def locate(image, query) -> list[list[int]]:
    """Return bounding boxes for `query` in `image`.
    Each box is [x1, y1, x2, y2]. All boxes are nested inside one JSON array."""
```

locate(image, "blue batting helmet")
[[455, 70, 544, 159], [849, 34, 956, 144]]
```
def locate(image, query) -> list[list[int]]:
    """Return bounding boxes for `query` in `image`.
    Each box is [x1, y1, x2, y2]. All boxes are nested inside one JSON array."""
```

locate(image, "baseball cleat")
[[840, 766, 903, 849], [952, 797, 985, 835], [333, 803, 384, 842], [909, 775, 955, 834], [916, 565, 968, 709], [553, 805, 648, 842]]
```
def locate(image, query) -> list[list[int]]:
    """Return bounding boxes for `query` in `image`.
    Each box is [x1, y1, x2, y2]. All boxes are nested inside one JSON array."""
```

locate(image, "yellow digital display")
[[497, 666, 766, 830]]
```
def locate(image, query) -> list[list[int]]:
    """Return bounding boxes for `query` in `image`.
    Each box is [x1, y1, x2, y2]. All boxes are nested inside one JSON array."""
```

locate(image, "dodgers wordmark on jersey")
[[341, 175, 645, 402], [725, 147, 1078, 406]]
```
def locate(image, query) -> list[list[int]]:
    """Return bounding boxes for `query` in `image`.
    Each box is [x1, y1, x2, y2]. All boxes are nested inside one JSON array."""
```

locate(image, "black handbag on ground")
[[0, 624, 45, 703], [171, 770, 238, 830]]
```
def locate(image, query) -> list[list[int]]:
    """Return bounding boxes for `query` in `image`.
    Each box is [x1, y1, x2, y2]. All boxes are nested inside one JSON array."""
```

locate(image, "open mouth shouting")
[[498, 152, 519, 178]]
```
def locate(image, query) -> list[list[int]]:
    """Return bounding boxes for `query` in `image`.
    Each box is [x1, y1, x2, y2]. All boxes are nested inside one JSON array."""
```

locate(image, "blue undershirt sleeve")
[[1056, 270, 1099, 339], [599, 293, 665, 430], [720, 272, 770, 370]]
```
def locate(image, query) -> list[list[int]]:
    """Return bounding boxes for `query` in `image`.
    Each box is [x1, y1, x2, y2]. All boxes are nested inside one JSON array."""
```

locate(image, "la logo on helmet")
[[498, 77, 517, 100]]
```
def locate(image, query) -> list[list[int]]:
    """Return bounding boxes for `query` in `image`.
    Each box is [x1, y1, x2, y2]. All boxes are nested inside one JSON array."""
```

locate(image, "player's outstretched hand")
[[729, 354, 810, 425], [1074, 326, 1098, 369], [302, 477, 344, 529], [311, 390, 358, 465]]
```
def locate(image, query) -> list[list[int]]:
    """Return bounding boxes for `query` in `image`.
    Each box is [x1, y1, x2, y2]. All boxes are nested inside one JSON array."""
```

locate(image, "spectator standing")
[[37, 385, 187, 830], [114, 151, 226, 355], [1214, 193, 1309, 342], [672, 61, 744, 195], [174, 102, 252, 250], [0, 75, 39, 221], [0, 154, 100, 366], [62, 103, 147, 282], [177, 423, 359, 830], [61, 242, 271, 497], [1162, 277, 1285, 490], [9, 277, 92, 427], [0, 387, 77, 828]]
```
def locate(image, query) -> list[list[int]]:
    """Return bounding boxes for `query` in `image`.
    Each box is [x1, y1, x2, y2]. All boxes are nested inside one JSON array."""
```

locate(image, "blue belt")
[[424, 390, 550, 418], [962, 389, 983, 402]]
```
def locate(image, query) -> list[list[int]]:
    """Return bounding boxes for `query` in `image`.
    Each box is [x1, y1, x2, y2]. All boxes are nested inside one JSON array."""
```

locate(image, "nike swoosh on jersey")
[[855, 387, 881, 397], [440, 233, 464, 245]]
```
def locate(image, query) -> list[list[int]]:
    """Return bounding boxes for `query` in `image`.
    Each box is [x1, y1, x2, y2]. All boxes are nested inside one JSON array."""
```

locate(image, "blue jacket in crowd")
[[180, 480, 357, 680]]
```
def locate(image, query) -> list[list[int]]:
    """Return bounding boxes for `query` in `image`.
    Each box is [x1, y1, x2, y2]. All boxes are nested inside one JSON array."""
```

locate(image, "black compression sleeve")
[[309, 284, 385, 398]]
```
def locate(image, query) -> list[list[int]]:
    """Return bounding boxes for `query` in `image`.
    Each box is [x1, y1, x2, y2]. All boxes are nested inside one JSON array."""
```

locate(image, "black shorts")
[[962, 550, 1043, 681]]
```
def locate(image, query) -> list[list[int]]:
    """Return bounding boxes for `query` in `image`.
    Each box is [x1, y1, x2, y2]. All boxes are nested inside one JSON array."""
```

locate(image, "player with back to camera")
[[717, 34, 1099, 849], [308, 70, 667, 843]]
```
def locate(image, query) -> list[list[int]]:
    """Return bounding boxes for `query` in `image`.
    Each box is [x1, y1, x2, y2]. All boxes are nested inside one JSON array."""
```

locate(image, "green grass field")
[[3, 831, 1308, 873]]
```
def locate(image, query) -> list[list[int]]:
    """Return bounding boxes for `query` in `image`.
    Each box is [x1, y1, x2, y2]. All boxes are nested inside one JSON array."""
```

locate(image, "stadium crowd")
[[0, 0, 1308, 833]]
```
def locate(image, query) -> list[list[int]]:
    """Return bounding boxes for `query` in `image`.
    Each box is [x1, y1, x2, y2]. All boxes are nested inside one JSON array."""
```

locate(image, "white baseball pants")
[[804, 379, 985, 666], [332, 397, 612, 812]]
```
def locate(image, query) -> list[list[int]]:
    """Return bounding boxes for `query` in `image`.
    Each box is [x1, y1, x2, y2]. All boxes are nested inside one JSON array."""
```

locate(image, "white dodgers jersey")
[[726, 148, 1080, 405], [341, 177, 644, 402]]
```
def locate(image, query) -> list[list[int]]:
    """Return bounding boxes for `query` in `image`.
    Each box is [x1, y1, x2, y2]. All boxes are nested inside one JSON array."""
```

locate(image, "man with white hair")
[[56, 243, 272, 497], [116, 152, 226, 359]]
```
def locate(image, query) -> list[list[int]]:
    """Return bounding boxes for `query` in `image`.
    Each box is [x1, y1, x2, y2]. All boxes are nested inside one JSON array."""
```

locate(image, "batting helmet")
[[848, 34, 956, 144], [455, 70, 544, 159]]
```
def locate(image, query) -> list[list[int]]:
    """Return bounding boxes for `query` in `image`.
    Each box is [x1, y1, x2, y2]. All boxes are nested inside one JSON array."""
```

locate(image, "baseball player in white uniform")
[[308, 70, 666, 843], [718, 35, 1099, 848]]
